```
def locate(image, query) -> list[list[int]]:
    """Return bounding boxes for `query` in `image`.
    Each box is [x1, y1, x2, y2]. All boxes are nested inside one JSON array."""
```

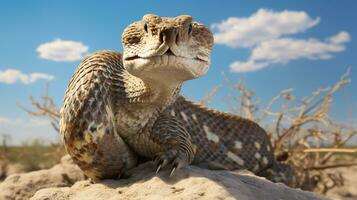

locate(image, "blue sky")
[[0, 0, 356, 144]]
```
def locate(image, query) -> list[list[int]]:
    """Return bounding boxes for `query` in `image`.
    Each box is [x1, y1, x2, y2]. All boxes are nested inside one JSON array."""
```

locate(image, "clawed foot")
[[154, 149, 189, 176]]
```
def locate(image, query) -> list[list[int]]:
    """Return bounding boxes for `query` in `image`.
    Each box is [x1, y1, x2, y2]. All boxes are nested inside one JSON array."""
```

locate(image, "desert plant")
[[17, 83, 60, 133]]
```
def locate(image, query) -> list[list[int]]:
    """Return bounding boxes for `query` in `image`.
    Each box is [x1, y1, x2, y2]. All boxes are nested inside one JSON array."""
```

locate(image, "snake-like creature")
[[60, 14, 296, 187]]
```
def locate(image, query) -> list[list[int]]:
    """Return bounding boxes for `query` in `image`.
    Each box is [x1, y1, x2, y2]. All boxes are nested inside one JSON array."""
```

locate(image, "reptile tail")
[[257, 160, 298, 188]]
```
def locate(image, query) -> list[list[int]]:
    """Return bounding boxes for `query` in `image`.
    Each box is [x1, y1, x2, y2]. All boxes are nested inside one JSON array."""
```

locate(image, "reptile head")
[[122, 14, 214, 82]]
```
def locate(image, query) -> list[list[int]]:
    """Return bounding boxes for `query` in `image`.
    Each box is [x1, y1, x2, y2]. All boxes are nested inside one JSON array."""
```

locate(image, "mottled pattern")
[[166, 97, 274, 172], [60, 14, 296, 187], [60, 51, 139, 180], [167, 97, 297, 187]]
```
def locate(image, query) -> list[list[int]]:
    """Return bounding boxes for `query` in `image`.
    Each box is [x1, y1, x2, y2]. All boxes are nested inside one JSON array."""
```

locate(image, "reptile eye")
[[188, 23, 193, 34], [144, 23, 148, 33]]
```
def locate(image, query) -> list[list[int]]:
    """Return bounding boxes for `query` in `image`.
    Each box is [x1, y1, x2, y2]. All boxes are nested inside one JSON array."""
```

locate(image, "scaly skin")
[[166, 96, 297, 186], [60, 14, 296, 186]]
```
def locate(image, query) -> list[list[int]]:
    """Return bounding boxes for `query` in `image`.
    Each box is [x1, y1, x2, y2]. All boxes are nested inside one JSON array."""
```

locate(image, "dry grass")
[[12, 68, 357, 194], [5, 140, 64, 171], [0, 136, 66, 179]]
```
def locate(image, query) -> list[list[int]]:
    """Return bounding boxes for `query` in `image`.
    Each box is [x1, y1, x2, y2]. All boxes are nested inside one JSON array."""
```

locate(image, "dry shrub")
[[14, 83, 65, 171], [201, 68, 356, 193], [17, 83, 60, 133]]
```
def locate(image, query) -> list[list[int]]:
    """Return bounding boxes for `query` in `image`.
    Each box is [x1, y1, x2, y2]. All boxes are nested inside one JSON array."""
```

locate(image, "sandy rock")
[[0, 155, 85, 200], [0, 160, 28, 181], [5, 163, 26, 176], [31, 162, 327, 200]]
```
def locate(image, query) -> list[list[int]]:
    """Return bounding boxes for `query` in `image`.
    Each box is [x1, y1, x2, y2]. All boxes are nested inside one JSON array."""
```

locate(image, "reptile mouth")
[[163, 49, 175, 56], [124, 55, 140, 61], [124, 49, 208, 63]]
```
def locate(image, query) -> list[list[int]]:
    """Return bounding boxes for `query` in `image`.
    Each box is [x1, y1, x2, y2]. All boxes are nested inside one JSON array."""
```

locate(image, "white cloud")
[[230, 60, 268, 73], [212, 9, 320, 48], [251, 32, 349, 63], [37, 39, 89, 62], [0, 69, 54, 84], [212, 9, 351, 73], [231, 31, 350, 72], [327, 31, 351, 44]]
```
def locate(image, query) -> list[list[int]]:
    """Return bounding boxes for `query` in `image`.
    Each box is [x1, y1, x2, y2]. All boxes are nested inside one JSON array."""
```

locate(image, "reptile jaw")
[[123, 55, 140, 61], [123, 53, 208, 64], [123, 45, 209, 64], [124, 43, 209, 64], [123, 53, 209, 79]]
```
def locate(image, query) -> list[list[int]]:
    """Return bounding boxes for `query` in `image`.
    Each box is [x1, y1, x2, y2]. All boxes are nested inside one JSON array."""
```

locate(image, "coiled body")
[[61, 14, 297, 187], [61, 51, 296, 186]]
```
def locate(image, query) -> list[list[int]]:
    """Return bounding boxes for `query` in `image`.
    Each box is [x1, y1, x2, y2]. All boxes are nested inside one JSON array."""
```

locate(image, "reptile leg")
[[132, 113, 195, 176], [152, 113, 196, 175]]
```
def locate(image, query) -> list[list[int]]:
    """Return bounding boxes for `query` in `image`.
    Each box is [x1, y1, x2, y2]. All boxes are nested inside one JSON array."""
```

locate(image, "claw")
[[169, 166, 176, 177], [156, 159, 164, 174], [156, 164, 162, 174]]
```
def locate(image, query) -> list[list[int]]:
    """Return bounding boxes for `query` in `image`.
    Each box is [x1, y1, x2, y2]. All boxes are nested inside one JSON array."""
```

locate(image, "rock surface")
[[0, 155, 85, 200], [30, 161, 328, 200]]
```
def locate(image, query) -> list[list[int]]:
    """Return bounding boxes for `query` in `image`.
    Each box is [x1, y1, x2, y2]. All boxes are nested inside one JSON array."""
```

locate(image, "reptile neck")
[[139, 77, 182, 107]]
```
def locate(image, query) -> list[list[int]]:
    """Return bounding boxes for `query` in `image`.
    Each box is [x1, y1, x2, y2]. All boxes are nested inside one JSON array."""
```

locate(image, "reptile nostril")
[[159, 31, 164, 43], [175, 33, 179, 45]]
